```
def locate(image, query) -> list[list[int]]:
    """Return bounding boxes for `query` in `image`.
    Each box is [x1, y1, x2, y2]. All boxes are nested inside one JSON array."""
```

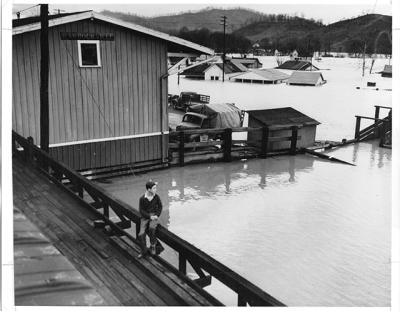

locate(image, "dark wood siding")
[[49, 135, 167, 171], [13, 19, 168, 143]]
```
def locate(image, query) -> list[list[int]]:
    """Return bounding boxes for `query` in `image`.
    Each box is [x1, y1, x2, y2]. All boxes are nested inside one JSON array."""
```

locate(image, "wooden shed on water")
[[247, 108, 320, 151], [12, 11, 213, 172]]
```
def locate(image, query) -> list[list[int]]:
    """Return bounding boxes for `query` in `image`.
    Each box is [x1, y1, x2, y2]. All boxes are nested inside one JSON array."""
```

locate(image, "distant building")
[[204, 61, 245, 81], [290, 50, 299, 60], [380, 65, 392, 78], [287, 71, 326, 86], [232, 69, 289, 84], [277, 60, 319, 71], [181, 63, 210, 79], [231, 57, 263, 69], [247, 107, 320, 151]]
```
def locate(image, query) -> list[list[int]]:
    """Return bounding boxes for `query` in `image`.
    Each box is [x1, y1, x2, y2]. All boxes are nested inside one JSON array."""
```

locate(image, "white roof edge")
[[13, 11, 214, 55]]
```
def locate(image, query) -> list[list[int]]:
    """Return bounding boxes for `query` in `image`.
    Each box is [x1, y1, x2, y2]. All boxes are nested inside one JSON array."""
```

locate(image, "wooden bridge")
[[12, 131, 285, 307]]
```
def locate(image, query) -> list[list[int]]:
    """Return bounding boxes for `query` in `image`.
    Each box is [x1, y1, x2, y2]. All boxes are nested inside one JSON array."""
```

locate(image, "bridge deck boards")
[[13, 158, 216, 306]]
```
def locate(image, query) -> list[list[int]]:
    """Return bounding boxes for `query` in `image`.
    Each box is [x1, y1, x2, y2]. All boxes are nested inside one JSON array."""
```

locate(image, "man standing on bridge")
[[137, 180, 163, 258]]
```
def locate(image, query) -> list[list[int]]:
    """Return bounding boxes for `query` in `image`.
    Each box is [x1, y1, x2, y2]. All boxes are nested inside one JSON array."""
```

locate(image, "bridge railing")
[[12, 131, 285, 307]]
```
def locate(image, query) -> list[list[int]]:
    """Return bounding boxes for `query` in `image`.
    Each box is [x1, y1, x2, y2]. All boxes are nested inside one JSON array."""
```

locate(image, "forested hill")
[[101, 9, 391, 54], [102, 8, 265, 33]]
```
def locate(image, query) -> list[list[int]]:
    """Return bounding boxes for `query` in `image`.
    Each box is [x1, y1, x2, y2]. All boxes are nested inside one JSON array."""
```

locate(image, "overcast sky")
[[13, 1, 392, 25]]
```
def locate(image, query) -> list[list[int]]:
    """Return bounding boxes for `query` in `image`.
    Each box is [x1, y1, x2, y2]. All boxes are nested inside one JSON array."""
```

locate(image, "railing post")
[[179, 253, 187, 275], [290, 126, 298, 155], [374, 106, 380, 124], [224, 128, 232, 162], [238, 294, 247, 306], [260, 126, 269, 158], [355, 116, 361, 140], [379, 121, 387, 147], [179, 131, 185, 167], [26, 136, 35, 165]]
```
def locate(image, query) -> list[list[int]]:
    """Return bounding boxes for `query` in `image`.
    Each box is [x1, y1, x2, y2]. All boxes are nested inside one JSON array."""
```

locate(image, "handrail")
[[12, 131, 285, 307]]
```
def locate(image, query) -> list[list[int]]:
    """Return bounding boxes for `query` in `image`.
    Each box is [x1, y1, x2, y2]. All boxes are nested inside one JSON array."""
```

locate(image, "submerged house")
[[232, 69, 289, 84], [247, 108, 320, 151], [287, 71, 326, 86], [277, 60, 319, 71], [12, 11, 213, 172], [204, 60, 247, 81]]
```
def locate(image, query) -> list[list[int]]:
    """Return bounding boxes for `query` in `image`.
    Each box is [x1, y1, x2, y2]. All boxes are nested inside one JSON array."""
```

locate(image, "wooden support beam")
[[290, 126, 298, 155], [179, 253, 187, 275], [260, 127, 269, 159], [193, 275, 212, 288], [40, 4, 49, 153], [224, 128, 232, 162], [238, 294, 247, 306], [355, 116, 361, 139]]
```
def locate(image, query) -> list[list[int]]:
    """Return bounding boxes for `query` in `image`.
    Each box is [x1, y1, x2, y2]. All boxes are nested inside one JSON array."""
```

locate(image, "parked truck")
[[170, 92, 210, 111]]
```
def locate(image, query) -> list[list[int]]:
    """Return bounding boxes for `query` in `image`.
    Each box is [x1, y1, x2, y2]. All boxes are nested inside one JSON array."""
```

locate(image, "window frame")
[[77, 40, 101, 68]]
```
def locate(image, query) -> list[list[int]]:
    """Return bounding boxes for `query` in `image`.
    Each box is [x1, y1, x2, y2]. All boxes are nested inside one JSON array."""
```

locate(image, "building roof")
[[181, 63, 210, 76], [229, 59, 252, 71], [277, 60, 319, 71], [233, 69, 290, 81], [382, 65, 392, 74], [247, 107, 320, 127], [287, 71, 325, 85], [12, 11, 214, 55], [231, 57, 262, 65], [215, 61, 245, 74]]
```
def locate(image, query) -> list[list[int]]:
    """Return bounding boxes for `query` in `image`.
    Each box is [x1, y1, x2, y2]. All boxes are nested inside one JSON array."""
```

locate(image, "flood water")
[[99, 57, 391, 306]]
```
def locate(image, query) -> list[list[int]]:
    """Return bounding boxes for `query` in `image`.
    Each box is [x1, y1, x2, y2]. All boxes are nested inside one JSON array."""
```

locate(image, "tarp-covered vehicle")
[[175, 103, 244, 142]]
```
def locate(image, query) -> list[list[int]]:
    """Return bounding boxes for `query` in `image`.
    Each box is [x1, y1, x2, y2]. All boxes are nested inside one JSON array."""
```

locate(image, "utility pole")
[[40, 4, 49, 152], [220, 15, 227, 82], [362, 41, 366, 77]]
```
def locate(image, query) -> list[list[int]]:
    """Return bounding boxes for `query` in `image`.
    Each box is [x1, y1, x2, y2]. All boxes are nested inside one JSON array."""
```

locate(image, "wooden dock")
[[12, 131, 285, 307]]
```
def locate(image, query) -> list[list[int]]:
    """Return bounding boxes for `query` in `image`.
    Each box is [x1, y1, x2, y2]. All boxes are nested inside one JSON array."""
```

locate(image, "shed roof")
[[181, 63, 210, 75], [229, 59, 252, 72], [215, 61, 245, 74], [231, 57, 262, 65], [287, 71, 325, 85], [247, 107, 320, 126], [382, 65, 392, 74], [277, 60, 319, 71], [12, 11, 214, 55], [233, 69, 290, 81]]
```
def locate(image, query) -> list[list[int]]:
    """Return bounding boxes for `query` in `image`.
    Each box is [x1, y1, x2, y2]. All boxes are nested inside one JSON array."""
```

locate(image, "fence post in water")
[[179, 131, 185, 167], [354, 116, 361, 140], [379, 121, 387, 147], [224, 128, 232, 162], [261, 126, 269, 158], [290, 126, 298, 155]]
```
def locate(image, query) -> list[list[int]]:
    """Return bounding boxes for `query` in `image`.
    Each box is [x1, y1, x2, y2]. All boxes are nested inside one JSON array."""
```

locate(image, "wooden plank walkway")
[[13, 157, 220, 306]]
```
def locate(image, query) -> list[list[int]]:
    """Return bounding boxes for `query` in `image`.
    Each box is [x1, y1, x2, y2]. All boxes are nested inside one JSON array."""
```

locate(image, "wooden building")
[[232, 69, 289, 84], [287, 71, 326, 86], [247, 108, 320, 151], [12, 11, 213, 172], [204, 60, 246, 81]]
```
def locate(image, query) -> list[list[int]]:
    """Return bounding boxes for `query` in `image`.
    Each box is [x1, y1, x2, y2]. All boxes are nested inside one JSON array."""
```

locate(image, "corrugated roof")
[[13, 11, 214, 55], [277, 60, 319, 71], [287, 71, 325, 85], [247, 107, 320, 126], [215, 61, 245, 73], [234, 69, 289, 81], [12, 11, 91, 27], [231, 57, 262, 65]]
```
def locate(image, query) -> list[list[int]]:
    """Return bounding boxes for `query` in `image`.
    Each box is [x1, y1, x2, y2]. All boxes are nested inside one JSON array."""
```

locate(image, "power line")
[[15, 4, 40, 19]]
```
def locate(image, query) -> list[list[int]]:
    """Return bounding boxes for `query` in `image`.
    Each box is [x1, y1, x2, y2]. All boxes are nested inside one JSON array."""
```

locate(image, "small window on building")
[[78, 40, 101, 67], [215, 76, 219, 80], [211, 76, 214, 80]]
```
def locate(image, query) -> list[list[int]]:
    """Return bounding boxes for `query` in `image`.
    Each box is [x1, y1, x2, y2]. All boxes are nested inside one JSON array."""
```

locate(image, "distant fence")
[[12, 131, 285, 307], [169, 125, 301, 166]]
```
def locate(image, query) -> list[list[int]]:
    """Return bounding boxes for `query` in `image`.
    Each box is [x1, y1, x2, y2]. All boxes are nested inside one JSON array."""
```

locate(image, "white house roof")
[[12, 11, 214, 55], [233, 69, 290, 81], [287, 71, 325, 85]]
